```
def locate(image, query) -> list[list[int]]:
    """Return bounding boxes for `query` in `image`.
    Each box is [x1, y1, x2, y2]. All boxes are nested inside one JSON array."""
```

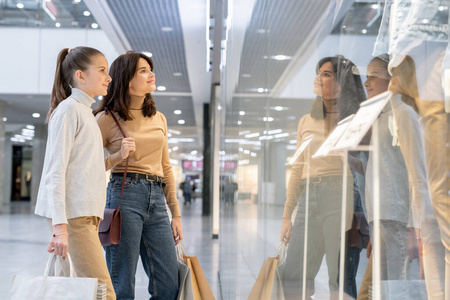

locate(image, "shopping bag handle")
[[44, 253, 76, 277], [276, 243, 287, 265], [176, 241, 189, 260]]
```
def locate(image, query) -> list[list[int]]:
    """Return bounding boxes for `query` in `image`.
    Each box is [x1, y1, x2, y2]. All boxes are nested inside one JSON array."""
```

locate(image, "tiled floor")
[[0, 199, 373, 300]]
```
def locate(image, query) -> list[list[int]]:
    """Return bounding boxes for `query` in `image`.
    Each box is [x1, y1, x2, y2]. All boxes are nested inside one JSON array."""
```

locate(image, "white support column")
[[31, 124, 47, 209], [0, 101, 6, 213]]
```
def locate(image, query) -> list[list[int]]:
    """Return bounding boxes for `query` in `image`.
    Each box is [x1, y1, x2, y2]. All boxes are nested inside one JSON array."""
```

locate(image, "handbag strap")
[[45, 253, 76, 277], [105, 108, 129, 211]]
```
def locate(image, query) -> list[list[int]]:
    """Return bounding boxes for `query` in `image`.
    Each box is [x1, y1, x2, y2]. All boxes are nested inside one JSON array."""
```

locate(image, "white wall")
[[0, 28, 120, 95]]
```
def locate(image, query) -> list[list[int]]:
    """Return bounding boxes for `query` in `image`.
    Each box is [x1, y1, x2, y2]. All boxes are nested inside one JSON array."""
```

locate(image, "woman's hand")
[[120, 137, 136, 159], [48, 224, 69, 260], [280, 218, 292, 246], [172, 216, 183, 245], [366, 240, 372, 258]]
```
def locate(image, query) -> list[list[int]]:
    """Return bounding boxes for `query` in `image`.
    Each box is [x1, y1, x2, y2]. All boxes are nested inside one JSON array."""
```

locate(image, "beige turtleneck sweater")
[[96, 96, 180, 217]]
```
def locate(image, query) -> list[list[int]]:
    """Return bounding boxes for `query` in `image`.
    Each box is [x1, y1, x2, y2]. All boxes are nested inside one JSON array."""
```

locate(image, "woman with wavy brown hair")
[[95, 51, 182, 300]]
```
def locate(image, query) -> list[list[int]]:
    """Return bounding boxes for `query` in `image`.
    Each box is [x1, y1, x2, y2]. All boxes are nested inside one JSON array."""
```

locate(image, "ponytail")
[[47, 46, 104, 123]]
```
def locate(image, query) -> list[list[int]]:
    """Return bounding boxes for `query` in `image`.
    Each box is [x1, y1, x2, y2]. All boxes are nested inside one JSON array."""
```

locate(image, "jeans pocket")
[[112, 177, 134, 189]]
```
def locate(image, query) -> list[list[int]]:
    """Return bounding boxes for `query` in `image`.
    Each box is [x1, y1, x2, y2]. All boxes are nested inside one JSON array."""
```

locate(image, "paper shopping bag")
[[248, 244, 287, 300], [177, 259, 194, 300], [176, 242, 215, 300], [9, 253, 98, 300]]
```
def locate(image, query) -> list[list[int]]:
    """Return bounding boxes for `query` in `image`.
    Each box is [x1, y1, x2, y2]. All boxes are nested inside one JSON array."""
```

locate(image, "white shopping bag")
[[9, 253, 98, 300]]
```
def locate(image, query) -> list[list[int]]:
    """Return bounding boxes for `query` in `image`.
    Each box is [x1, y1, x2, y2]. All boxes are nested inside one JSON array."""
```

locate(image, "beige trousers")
[[48, 217, 116, 300]]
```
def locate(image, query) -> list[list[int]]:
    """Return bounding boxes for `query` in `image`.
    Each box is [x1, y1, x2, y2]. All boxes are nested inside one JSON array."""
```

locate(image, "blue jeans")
[[105, 176, 178, 300], [283, 175, 353, 300]]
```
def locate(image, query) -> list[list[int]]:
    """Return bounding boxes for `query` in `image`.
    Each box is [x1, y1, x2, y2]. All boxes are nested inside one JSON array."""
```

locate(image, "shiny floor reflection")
[[0, 200, 220, 299]]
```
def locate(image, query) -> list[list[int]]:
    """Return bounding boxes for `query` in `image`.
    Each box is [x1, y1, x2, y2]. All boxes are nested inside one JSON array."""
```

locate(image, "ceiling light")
[[263, 117, 274, 122], [257, 88, 265, 93], [74, 0, 81, 3], [218, 105, 222, 111], [242, 74, 251, 78], [174, 110, 182, 115], [161, 27, 173, 32], [173, 72, 182, 76], [371, 4, 379, 9], [362, 29, 367, 34], [142, 51, 153, 57], [244, 150, 250, 154], [274, 133, 289, 138], [16, 3, 24, 9], [191, 150, 198, 155], [289, 139, 297, 144], [168, 129, 181, 135], [178, 119, 185, 125], [172, 146, 179, 151], [239, 111, 245, 116], [245, 132, 260, 138], [251, 152, 257, 157], [168, 133, 172, 137], [83, 11, 91, 16], [439, 6, 447, 11], [238, 121, 242, 125], [32, 113, 40, 118], [91, 23, 99, 29], [157, 86, 166, 91], [169, 138, 195, 143], [268, 129, 282, 135], [168, 149, 172, 153], [256, 29, 266, 34], [55, 22, 61, 28], [271, 55, 291, 61], [98, 96, 103, 100], [3, 117, 7, 122], [274, 106, 283, 111], [423, 19, 429, 24]]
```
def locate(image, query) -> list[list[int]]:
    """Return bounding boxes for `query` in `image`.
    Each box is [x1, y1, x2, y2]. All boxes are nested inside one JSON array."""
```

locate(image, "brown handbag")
[[99, 109, 128, 246]]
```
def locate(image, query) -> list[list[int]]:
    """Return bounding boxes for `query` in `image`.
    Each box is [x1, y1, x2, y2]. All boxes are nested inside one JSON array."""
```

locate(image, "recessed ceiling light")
[[16, 3, 24, 9], [55, 22, 61, 28], [371, 4, 379, 9], [218, 105, 222, 111], [32, 113, 40, 118], [2, 117, 7, 122], [439, 6, 447, 11], [251, 152, 257, 157], [161, 27, 173, 32], [174, 110, 182, 115], [242, 74, 251, 78], [74, 0, 81, 3], [98, 96, 103, 100], [178, 119, 185, 125], [142, 51, 153, 57], [274, 106, 283, 111], [83, 11, 91, 16], [157, 86, 166, 91], [239, 111, 245, 116], [191, 150, 197, 155], [173, 72, 182, 76], [271, 55, 291, 61], [238, 121, 242, 125], [423, 19, 429, 24], [257, 88, 265, 93], [91, 23, 99, 29], [362, 29, 367, 34], [263, 117, 274, 122], [26, 125, 35, 129], [172, 146, 179, 151]]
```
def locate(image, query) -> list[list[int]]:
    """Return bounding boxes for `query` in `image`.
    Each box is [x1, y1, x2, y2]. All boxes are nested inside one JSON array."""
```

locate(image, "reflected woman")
[[280, 55, 365, 299]]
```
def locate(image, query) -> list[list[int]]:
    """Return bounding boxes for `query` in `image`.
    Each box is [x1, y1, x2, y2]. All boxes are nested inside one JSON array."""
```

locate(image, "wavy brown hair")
[[47, 46, 104, 123], [94, 51, 156, 120], [310, 55, 366, 121]]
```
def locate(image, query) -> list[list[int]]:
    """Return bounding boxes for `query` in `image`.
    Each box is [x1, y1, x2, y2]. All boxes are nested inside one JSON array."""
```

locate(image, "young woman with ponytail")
[[35, 47, 116, 300]]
